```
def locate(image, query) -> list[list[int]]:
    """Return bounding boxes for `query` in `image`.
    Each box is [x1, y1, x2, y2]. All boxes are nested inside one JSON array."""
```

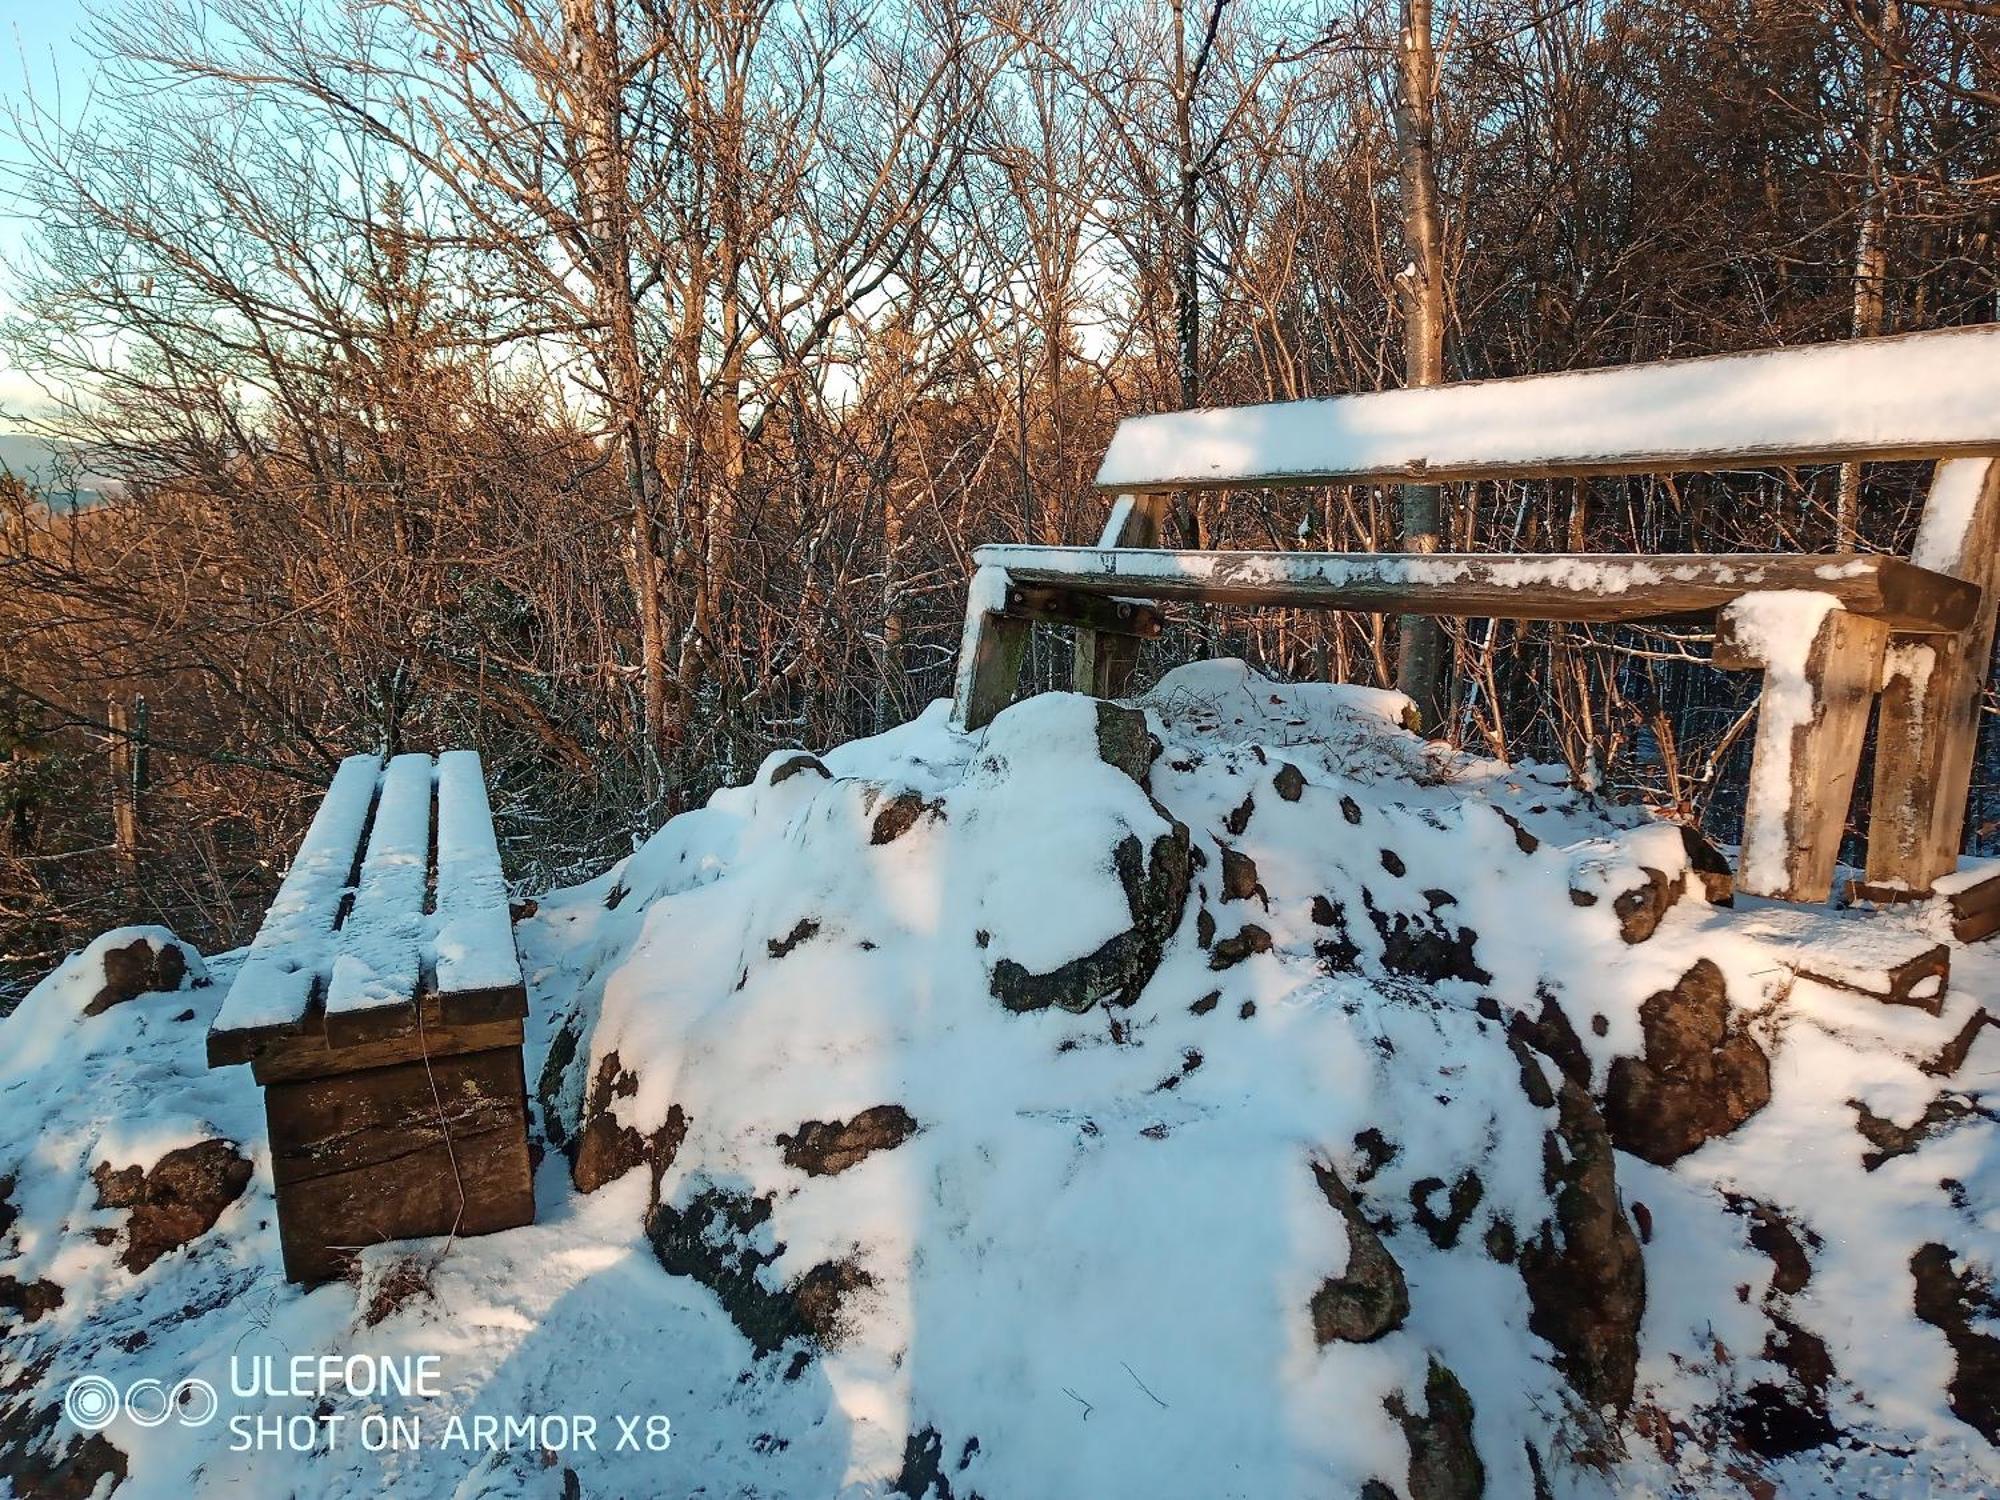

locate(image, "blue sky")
[[1, 2, 97, 423]]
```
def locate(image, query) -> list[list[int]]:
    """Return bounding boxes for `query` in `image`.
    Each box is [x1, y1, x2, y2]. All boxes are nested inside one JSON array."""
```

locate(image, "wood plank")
[[974, 547, 1978, 633], [1074, 492, 1171, 698], [1717, 599, 1890, 903], [1006, 583, 1162, 640], [432, 749, 526, 1026], [950, 565, 1033, 731], [265, 1045, 534, 1283], [323, 753, 433, 1049], [1094, 325, 2000, 492], [251, 1014, 524, 1085], [1789, 942, 1951, 1014], [208, 753, 383, 1067], [1864, 459, 2000, 893]]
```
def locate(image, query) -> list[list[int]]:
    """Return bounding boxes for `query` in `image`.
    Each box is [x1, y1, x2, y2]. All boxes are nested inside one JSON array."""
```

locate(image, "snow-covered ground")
[[2, 661, 1995, 1498]]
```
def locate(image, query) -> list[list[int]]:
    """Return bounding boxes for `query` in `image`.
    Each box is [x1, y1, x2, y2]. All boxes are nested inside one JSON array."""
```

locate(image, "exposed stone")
[[1208, 924, 1272, 971], [91, 1140, 251, 1273], [1224, 792, 1255, 835], [1737, 1315, 1837, 1458], [83, 933, 191, 1016], [1850, 1093, 1980, 1170], [766, 752, 830, 786], [1411, 1171, 1484, 1250], [1509, 987, 1589, 1092], [645, 1183, 871, 1360], [1728, 1196, 1814, 1295], [1314, 901, 1363, 973], [1351, 1128, 1397, 1185], [1365, 894, 1490, 985], [1494, 808, 1540, 855], [1093, 701, 1157, 784], [1517, 1074, 1645, 1412], [871, 790, 940, 845], [1189, 991, 1220, 1016], [0, 1389, 128, 1500], [1612, 867, 1681, 944], [1388, 1359, 1485, 1500], [0, 1278, 62, 1325], [1217, 845, 1263, 903], [570, 1051, 689, 1195], [779, 1105, 920, 1177], [1273, 763, 1306, 801], [894, 1426, 958, 1500], [1340, 796, 1363, 826], [1679, 824, 1735, 905], [1910, 1243, 2000, 1443], [991, 824, 1192, 1013], [1604, 959, 1770, 1166], [1309, 1161, 1408, 1345], [1380, 849, 1407, 877], [768, 918, 821, 959]]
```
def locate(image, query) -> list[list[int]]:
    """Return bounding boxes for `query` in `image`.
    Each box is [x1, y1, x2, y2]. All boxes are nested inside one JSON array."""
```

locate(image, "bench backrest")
[[207, 750, 524, 1071], [1095, 325, 2000, 492]]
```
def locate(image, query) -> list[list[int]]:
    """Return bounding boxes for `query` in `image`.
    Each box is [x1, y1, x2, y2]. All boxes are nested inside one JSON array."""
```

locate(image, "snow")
[[972, 545, 1905, 625], [210, 753, 380, 1038], [1095, 325, 2000, 489], [1718, 591, 1843, 896], [433, 751, 523, 999], [324, 752, 433, 1026], [6, 664, 1999, 1498], [1912, 458, 1995, 572], [949, 564, 1014, 727], [214, 751, 525, 1051]]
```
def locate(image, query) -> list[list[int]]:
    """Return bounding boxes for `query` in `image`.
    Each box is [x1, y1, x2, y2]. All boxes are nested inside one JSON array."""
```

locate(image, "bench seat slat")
[[322, 752, 433, 1047], [1095, 325, 2000, 491], [971, 546, 1980, 634], [433, 750, 525, 1024], [207, 753, 383, 1066]]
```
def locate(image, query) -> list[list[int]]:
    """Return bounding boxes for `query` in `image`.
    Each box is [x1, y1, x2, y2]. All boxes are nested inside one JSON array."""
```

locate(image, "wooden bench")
[[951, 326, 2000, 906], [208, 751, 534, 1283]]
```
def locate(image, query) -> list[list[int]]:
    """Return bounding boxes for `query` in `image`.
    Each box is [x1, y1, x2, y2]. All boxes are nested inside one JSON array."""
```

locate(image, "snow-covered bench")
[[952, 325, 2000, 907], [207, 751, 534, 1282]]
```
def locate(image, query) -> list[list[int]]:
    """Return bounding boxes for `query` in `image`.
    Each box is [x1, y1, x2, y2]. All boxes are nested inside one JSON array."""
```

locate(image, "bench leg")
[[952, 566, 1031, 731], [1072, 491, 1169, 698], [1865, 459, 2000, 893], [1717, 597, 1889, 902]]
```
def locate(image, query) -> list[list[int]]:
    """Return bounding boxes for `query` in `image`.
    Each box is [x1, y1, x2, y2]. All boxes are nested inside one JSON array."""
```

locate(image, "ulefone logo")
[[64, 1374, 219, 1432]]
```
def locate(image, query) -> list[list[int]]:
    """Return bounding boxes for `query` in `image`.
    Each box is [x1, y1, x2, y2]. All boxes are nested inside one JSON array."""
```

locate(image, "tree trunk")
[[564, 0, 674, 781], [1837, 0, 1901, 547], [1392, 0, 1451, 735]]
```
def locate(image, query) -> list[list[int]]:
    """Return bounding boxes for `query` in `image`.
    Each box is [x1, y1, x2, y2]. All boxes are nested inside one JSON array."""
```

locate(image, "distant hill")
[[0, 432, 119, 510]]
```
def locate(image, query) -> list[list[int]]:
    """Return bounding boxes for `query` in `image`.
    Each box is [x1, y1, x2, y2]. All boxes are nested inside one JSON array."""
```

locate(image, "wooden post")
[[107, 698, 139, 877], [1073, 491, 1170, 699], [951, 565, 1032, 732], [1716, 597, 1890, 903], [1863, 458, 2000, 894]]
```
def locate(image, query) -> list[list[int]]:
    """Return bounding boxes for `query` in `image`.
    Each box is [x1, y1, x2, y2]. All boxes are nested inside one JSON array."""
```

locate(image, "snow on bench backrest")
[[433, 750, 523, 1002], [209, 749, 524, 1067], [1095, 325, 2000, 492], [208, 753, 382, 1055], [323, 752, 433, 1045]]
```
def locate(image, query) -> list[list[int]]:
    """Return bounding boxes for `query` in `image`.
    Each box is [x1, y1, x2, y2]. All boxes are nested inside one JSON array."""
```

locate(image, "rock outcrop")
[[1604, 960, 1771, 1165], [90, 1140, 251, 1274]]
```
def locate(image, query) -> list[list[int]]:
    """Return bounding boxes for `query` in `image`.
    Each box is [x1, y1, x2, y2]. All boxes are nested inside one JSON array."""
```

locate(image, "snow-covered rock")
[[1, 664, 1996, 1498]]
